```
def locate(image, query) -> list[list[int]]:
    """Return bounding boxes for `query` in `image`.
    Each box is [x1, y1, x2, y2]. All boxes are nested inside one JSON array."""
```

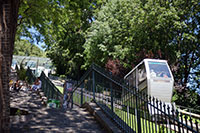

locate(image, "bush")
[[172, 88, 200, 113], [17, 65, 27, 80], [59, 75, 66, 78]]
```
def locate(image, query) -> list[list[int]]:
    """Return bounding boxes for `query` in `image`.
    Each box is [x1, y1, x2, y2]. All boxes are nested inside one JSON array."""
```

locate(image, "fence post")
[[136, 91, 141, 133], [47, 82, 50, 99], [44, 77, 47, 95], [110, 80, 113, 113], [92, 70, 95, 100], [81, 87, 83, 106], [51, 87, 54, 99], [56, 89, 59, 100]]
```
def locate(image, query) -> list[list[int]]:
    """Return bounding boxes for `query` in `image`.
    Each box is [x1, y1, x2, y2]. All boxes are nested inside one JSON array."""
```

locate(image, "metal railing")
[[40, 72, 63, 101], [26, 68, 63, 103], [72, 64, 200, 133], [26, 67, 36, 84]]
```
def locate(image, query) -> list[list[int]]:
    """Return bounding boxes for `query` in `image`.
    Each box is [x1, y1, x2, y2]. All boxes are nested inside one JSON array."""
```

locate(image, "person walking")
[[62, 80, 73, 110]]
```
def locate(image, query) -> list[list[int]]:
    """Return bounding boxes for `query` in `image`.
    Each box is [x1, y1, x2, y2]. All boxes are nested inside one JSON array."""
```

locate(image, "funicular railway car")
[[124, 59, 175, 115]]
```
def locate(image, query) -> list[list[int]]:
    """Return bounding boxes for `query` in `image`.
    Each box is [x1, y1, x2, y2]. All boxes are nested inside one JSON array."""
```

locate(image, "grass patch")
[[113, 107, 175, 133], [56, 86, 64, 94], [182, 114, 200, 124], [63, 90, 198, 132], [73, 92, 93, 105]]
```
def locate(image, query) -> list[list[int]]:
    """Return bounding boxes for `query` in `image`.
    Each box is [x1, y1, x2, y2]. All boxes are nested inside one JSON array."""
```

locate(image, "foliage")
[[16, 0, 199, 109], [43, 0, 101, 79], [83, 0, 180, 69], [16, 109, 22, 116], [17, 0, 97, 47], [105, 59, 128, 77], [14, 39, 45, 57], [83, 0, 200, 108], [46, 31, 86, 79], [172, 88, 200, 113], [17, 0, 100, 79], [171, 0, 200, 91], [17, 64, 27, 80]]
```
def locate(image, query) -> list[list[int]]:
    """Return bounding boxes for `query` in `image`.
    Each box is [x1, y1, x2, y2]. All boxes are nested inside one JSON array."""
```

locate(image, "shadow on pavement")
[[10, 90, 105, 133]]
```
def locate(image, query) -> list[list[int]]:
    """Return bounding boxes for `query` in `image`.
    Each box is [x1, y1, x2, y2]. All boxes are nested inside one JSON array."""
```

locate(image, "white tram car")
[[124, 59, 174, 104]]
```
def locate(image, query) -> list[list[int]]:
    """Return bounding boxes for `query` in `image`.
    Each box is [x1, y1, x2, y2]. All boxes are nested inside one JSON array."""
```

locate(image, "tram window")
[[148, 61, 171, 78], [138, 64, 146, 83]]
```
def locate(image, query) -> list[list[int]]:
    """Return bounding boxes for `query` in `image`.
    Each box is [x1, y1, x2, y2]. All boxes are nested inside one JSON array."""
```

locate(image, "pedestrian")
[[62, 80, 73, 110]]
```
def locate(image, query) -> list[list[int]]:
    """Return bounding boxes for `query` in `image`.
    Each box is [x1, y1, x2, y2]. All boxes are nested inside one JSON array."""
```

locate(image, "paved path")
[[10, 90, 105, 133]]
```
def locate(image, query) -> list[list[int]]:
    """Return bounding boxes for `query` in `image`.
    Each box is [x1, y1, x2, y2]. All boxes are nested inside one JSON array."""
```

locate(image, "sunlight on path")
[[10, 90, 105, 133]]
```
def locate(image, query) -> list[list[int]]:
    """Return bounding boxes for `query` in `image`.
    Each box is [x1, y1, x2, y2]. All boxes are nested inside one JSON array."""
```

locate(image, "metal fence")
[[26, 68, 63, 102], [73, 64, 199, 133], [40, 72, 63, 101], [26, 67, 36, 84]]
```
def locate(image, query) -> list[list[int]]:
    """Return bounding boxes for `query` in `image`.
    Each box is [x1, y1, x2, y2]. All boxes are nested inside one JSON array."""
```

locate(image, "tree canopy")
[[83, 0, 200, 109], [16, 0, 200, 109], [14, 39, 45, 57], [17, 0, 97, 78]]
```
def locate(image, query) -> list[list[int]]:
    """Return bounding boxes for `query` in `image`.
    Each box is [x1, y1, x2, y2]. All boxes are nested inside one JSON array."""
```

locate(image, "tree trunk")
[[0, 0, 19, 132]]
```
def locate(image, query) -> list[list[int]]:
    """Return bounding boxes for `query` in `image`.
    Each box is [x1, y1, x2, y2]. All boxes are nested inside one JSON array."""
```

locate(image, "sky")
[[21, 27, 46, 51]]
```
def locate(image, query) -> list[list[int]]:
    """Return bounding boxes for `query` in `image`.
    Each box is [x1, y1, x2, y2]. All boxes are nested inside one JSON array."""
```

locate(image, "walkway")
[[10, 90, 105, 133]]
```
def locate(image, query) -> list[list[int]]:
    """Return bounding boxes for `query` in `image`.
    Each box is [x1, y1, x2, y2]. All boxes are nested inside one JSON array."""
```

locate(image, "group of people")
[[150, 69, 169, 78], [11, 75, 73, 110], [11, 80, 22, 92], [10, 77, 42, 92]]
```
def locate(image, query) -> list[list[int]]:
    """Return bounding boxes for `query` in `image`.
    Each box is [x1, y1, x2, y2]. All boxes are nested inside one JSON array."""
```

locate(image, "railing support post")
[[136, 91, 141, 133], [81, 87, 83, 106], [92, 70, 95, 101], [51, 87, 54, 99], [110, 81, 113, 112]]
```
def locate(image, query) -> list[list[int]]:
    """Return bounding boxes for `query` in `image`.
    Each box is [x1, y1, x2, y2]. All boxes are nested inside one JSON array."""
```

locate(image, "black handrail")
[[72, 63, 199, 133], [40, 71, 63, 101]]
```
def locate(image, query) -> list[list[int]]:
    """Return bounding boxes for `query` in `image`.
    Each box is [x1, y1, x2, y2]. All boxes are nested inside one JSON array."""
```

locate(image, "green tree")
[[83, 0, 179, 68], [46, 31, 85, 79], [45, 1, 99, 79], [17, 0, 98, 79], [170, 0, 200, 108], [83, 0, 200, 108], [14, 39, 45, 57]]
